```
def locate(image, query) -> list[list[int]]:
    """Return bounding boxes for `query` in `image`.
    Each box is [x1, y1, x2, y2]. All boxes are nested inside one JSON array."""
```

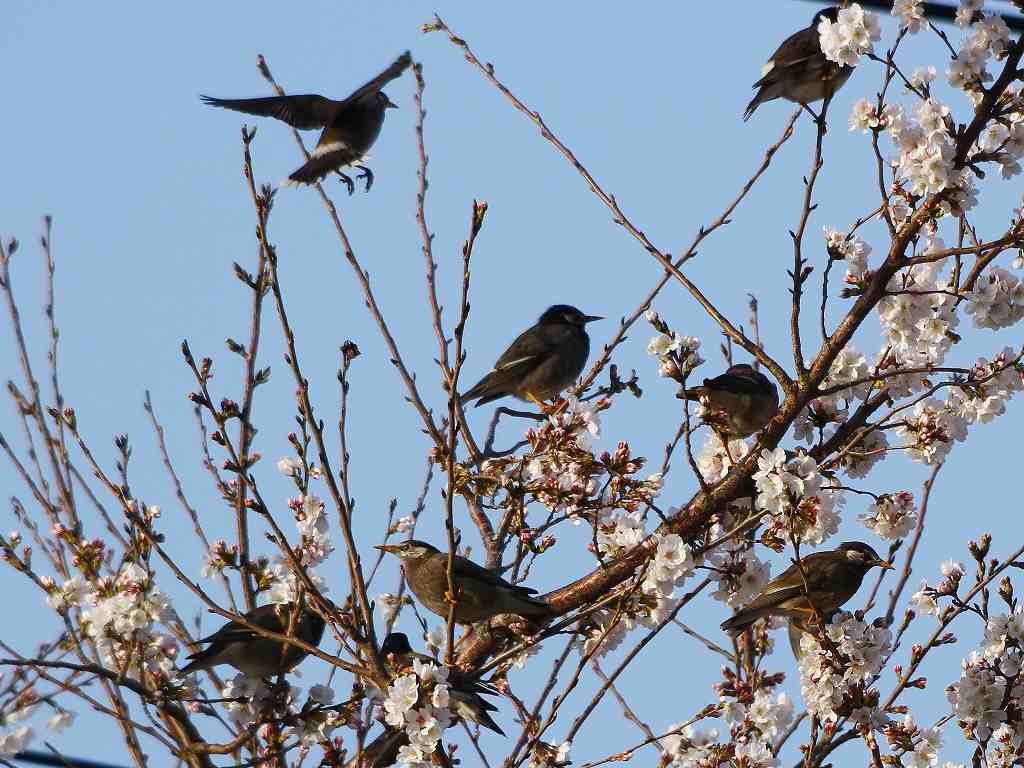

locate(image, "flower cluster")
[[877, 242, 958, 375], [799, 613, 892, 725], [200, 539, 239, 578], [947, 11, 1012, 99], [261, 557, 328, 605], [965, 267, 1024, 330], [289, 493, 334, 566], [818, 4, 881, 67], [659, 724, 720, 767], [380, 660, 453, 767], [946, 606, 1024, 759], [895, 348, 1024, 466], [752, 448, 842, 547], [793, 346, 870, 448], [693, 433, 751, 483], [824, 226, 872, 278], [578, 531, 698, 657], [848, 99, 904, 134], [883, 716, 945, 768], [645, 309, 703, 381], [708, 546, 770, 608], [911, 557, 966, 619], [892, 0, 926, 34], [480, 399, 661, 553], [0, 726, 33, 758], [65, 562, 178, 681], [858, 491, 916, 540], [659, 682, 792, 768], [641, 533, 697, 599]]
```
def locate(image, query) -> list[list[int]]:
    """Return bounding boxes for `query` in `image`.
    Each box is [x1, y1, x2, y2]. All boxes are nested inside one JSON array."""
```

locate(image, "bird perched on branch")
[[677, 363, 779, 440], [380, 632, 506, 735], [460, 305, 601, 408], [201, 51, 411, 191], [744, 7, 851, 121], [720, 542, 892, 637], [375, 540, 554, 624], [179, 603, 325, 678]]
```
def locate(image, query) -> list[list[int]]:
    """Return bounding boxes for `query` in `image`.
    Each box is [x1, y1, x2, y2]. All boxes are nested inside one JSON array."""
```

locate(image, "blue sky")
[[2, 1, 1022, 765]]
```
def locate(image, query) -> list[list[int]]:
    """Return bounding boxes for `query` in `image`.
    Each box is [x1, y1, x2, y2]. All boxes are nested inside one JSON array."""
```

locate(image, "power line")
[[14, 749, 128, 768], [795, 0, 1024, 32]]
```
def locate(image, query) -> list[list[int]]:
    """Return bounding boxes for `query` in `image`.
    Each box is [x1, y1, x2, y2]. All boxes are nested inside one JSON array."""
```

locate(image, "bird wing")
[[491, 324, 560, 375], [749, 551, 838, 609], [196, 605, 286, 645], [754, 27, 820, 86], [703, 372, 769, 396], [336, 51, 412, 110], [195, 618, 255, 646], [453, 554, 539, 596], [200, 94, 341, 130]]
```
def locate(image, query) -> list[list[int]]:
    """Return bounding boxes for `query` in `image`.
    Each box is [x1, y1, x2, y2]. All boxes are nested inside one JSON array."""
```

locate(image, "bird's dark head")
[[726, 363, 758, 378], [380, 632, 413, 656], [539, 305, 603, 327], [375, 539, 438, 560], [837, 541, 892, 570], [377, 91, 399, 110], [814, 7, 841, 26], [727, 363, 777, 394]]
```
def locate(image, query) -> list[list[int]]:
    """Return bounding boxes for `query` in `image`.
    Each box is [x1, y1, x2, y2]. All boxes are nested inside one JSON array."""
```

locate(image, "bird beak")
[[375, 544, 401, 554], [582, 315, 603, 323], [876, 559, 895, 570], [384, 96, 399, 109]]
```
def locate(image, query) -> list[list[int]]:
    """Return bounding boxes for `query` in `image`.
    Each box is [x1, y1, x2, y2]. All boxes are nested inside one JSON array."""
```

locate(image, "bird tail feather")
[[743, 93, 763, 122], [720, 605, 771, 636], [460, 374, 504, 407], [178, 649, 215, 675], [286, 149, 359, 187]]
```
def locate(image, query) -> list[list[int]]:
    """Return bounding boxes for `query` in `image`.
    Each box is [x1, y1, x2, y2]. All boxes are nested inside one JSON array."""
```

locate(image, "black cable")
[[794, 0, 1024, 32], [14, 750, 128, 768]]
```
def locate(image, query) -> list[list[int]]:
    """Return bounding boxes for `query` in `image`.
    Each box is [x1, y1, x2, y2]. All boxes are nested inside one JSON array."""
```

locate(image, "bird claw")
[[337, 172, 355, 195], [355, 165, 374, 192]]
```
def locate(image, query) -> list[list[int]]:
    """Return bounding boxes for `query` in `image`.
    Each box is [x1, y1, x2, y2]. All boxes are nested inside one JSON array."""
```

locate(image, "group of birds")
[[186, 2, 882, 741], [201, 8, 851, 187], [181, 539, 892, 736]]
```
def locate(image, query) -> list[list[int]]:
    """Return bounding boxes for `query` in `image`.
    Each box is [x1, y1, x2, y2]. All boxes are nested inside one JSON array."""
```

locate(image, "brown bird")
[[180, 603, 325, 678], [375, 540, 554, 624], [677, 363, 779, 439], [744, 7, 853, 121], [380, 632, 505, 736], [201, 52, 411, 191], [460, 305, 601, 408], [721, 542, 892, 637]]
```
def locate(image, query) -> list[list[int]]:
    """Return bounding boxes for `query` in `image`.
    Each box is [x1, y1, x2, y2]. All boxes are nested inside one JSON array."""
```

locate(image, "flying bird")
[[201, 51, 411, 191], [179, 603, 325, 678], [375, 540, 554, 625], [744, 7, 852, 121], [460, 305, 601, 408], [720, 542, 892, 637], [677, 363, 779, 440]]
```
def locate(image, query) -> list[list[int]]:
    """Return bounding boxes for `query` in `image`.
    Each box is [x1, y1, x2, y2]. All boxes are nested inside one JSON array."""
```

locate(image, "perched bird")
[[744, 7, 852, 121], [677, 363, 779, 440], [380, 632, 505, 736], [201, 51, 411, 190], [375, 540, 554, 624], [380, 632, 499, 698], [721, 542, 892, 637], [179, 604, 325, 677], [461, 305, 601, 408]]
